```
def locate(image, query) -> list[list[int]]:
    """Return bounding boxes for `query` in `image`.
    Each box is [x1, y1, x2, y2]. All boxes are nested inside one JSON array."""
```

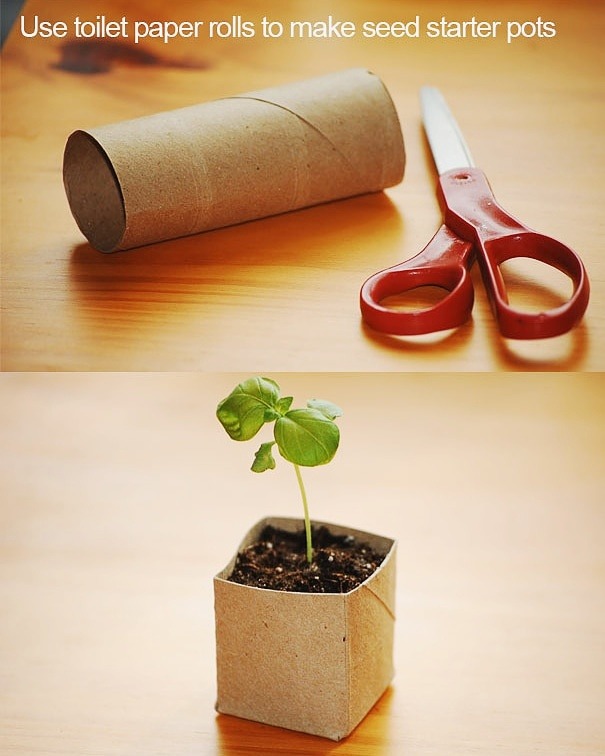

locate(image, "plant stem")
[[294, 463, 313, 564]]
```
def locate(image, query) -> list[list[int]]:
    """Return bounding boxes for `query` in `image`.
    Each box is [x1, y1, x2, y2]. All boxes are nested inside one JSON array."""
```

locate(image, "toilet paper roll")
[[63, 68, 405, 253]]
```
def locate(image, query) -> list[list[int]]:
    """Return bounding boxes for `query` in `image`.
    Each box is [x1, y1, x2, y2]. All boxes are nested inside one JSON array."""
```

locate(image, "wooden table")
[[1, 372, 604, 754], [2, 0, 604, 371]]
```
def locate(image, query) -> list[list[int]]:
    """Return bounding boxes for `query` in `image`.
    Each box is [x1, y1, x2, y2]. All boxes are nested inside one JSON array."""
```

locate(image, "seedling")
[[216, 377, 342, 564]]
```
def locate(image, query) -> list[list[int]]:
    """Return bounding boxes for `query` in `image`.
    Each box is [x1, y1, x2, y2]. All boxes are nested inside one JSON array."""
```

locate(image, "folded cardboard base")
[[214, 517, 397, 741]]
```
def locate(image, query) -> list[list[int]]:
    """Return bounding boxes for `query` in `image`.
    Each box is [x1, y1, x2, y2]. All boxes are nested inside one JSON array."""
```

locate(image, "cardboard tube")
[[63, 68, 405, 252]]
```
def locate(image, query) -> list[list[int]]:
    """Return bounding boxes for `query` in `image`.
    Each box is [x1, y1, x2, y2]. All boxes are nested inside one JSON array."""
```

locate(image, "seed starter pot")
[[214, 516, 397, 741]]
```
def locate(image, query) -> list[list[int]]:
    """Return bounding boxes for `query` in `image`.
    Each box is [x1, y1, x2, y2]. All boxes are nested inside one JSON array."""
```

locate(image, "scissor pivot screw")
[[452, 172, 473, 183]]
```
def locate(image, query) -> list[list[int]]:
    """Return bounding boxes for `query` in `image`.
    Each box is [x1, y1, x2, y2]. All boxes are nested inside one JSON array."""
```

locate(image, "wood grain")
[[1, 372, 604, 754], [2, 0, 604, 370]]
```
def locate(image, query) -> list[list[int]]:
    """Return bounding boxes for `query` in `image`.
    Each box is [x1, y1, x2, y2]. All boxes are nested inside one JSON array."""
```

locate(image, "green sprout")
[[216, 377, 342, 564]]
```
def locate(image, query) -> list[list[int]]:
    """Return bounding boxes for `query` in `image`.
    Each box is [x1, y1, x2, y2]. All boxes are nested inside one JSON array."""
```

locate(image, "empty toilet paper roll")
[[63, 68, 405, 253]]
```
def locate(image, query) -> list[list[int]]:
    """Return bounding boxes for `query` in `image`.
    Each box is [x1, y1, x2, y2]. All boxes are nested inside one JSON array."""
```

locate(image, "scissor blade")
[[420, 86, 475, 175]]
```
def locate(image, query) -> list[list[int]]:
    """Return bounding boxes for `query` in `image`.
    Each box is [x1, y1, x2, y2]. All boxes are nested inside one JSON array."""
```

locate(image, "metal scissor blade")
[[420, 86, 475, 175]]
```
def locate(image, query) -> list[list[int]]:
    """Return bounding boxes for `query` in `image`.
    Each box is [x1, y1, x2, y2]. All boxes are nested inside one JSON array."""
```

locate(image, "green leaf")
[[274, 408, 340, 467], [216, 377, 281, 441], [307, 399, 343, 421], [276, 396, 294, 414], [251, 442, 277, 473], [263, 407, 280, 423]]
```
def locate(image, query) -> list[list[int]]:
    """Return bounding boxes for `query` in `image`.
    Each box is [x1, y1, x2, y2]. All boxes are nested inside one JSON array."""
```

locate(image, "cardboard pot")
[[214, 516, 397, 741]]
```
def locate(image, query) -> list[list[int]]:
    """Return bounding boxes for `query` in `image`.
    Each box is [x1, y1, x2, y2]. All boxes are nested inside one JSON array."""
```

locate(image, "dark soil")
[[227, 524, 386, 593]]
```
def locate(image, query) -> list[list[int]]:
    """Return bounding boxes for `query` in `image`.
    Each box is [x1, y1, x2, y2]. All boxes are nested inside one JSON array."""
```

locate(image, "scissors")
[[360, 87, 590, 339]]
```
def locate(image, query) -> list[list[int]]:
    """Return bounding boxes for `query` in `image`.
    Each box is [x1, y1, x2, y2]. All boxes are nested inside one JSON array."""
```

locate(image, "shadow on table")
[[492, 324, 589, 371], [68, 192, 403, 337]]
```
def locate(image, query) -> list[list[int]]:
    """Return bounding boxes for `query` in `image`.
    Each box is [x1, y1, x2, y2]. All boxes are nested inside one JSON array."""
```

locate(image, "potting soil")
[[227, 524, 386, 593]]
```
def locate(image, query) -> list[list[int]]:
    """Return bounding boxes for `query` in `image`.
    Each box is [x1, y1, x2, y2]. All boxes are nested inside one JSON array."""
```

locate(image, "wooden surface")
[[1, 372, 604, 755], [2, 0, 604, 371]]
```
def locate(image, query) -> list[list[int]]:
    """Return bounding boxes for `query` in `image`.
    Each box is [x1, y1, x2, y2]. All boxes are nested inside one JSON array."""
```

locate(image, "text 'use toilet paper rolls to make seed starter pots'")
[[63, 68, 406, 253]]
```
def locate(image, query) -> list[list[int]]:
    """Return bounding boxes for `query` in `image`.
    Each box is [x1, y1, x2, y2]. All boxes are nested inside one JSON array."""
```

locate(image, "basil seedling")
[[216, 377, 342, 564]]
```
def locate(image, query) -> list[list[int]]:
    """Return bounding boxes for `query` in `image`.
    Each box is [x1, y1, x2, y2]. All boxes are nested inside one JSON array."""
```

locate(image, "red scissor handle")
[[360, 225, 474, 335], [438, 167, 590, 339]]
